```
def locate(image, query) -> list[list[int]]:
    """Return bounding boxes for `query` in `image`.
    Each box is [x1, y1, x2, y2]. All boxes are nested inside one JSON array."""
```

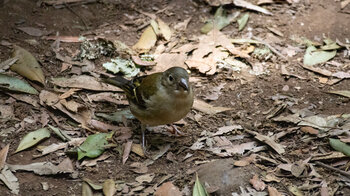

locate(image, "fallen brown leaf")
[[57, 158, 75, 173], [60, 99, 82, 113], [245, 129, 285, 154], [89, 119, 118, 132], [268, 186, 282, 196], [157, 18, 172, 41], [249, 174, 266, 191], [40, 90, 92, 129], [135, 173, 155, 183], [0, 144, 10, 170], [82, 181, 93, 196], [11, 46, 45, 84], [263, 173, 282, 183], [81, 154, 111, 167], [214, 125, 243, 136], [173, 17, 192, 31], [193, 99, 233, 115], [17, 27, 44, 37], [210, 138, 257, 156], [40, 109, 49, 127], [0, 165, 19, 195], [59, 88, 81, 99], [103, 179, 116, 196], [122, 141, 132, 164], [133, 26, 157, 52], [148, 53, 187, 74], [171, 43, 197, 54], [8, 93, 39, 107], [130, 162, 148, 174], [37, 138, 85, 157], [234, 154, 256, 167], [87, 92, 128, 105], [8, 161, 74, 175], [131, 143, 145, 157], [300, 126, 319, 135], [155, 182, 182, 196], [51, 75, 122, 92]]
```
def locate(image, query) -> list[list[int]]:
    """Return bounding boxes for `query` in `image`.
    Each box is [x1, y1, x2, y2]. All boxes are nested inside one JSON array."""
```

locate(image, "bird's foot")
[[142, 146, 150, 158]]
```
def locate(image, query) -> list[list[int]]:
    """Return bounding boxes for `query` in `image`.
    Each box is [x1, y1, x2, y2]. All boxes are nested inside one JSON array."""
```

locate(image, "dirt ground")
[[1, 0, 350, 195]]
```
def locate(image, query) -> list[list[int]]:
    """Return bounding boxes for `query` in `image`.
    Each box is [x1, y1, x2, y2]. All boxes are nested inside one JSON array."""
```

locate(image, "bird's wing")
[[103, 73, 161, 109], [131, 73, 161, 108], [102, 75, 145, 108], [102, 76, 134, 95]]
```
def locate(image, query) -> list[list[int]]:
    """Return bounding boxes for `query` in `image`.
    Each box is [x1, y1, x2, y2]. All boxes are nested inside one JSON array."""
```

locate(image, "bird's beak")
[[179, 78, 189, 90]]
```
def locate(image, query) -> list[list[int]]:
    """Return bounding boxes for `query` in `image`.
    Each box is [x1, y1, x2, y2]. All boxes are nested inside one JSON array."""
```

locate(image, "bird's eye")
[[168, 75, 174, 82]]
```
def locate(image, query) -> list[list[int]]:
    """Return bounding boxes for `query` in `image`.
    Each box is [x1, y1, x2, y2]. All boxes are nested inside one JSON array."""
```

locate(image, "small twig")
[[252, 36, 289, 62], [136, 21, 150, 31], [315, 161, 350, 178], [64, 2, 89, 30]]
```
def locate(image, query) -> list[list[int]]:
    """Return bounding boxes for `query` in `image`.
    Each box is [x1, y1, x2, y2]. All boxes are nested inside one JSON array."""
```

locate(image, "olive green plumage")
[[103, 67, 194, 126]]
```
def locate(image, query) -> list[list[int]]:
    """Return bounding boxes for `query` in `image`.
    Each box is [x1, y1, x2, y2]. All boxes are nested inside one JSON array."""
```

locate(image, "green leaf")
[[83, 178, 103, 190], [327, 90, 350, 98], [15, 128, 51, 153], [11, 46, 45, 85], [48, 125, 72, 142], [193, 173, 209, 196], [303, 46, 336, 66], [77, 133, 110, 160], [237, 13, 249, 31], [329, 138, 350, 157], [201, 6, 238, 34], [321, 38, 342, 51], [253, 46, 271, 57], [0, 73, 38, 94]]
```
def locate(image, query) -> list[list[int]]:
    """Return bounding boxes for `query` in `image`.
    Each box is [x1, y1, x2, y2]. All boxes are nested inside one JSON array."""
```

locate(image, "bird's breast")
[[129, 89, 193, 126]]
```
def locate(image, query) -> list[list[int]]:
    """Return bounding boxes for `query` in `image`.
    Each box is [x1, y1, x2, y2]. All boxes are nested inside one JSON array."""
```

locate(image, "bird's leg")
[[170, 124, 185, 136], [141, 124, 146, 149]]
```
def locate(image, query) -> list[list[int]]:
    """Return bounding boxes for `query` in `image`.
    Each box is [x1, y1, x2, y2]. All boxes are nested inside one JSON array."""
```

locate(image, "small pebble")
[[41, 182, 49, 191], [282, 85, 289, 91]]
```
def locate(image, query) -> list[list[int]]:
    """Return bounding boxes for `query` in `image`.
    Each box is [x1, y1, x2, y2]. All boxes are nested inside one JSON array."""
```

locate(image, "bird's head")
[[161, 67, 191, 95]]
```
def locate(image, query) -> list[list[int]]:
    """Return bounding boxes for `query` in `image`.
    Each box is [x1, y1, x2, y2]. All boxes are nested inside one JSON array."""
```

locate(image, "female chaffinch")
[[104, 67, 194, 149]]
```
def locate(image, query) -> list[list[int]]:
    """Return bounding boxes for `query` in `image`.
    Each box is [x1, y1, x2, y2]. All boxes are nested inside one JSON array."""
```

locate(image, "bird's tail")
[[102, 76, 134, 95]]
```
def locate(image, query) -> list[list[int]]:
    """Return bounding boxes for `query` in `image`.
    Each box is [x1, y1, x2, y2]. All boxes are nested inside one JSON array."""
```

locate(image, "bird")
[[103, 66, 194, 150]]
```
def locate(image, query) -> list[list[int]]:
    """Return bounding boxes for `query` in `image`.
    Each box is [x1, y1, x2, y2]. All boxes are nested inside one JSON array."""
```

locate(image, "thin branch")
[[315, 161, 350, 179]]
